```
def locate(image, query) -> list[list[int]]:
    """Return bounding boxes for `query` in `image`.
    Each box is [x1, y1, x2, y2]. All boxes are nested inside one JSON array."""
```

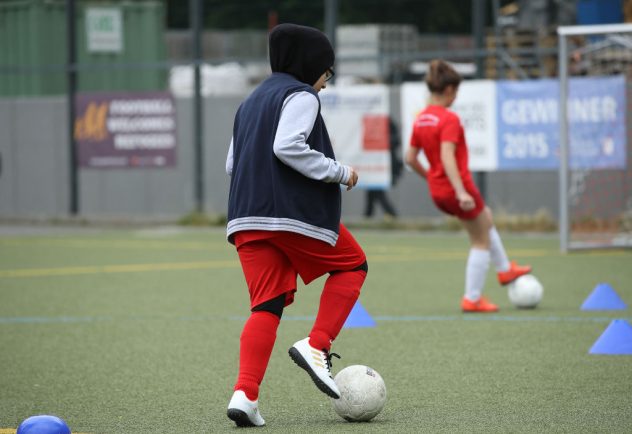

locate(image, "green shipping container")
[[0, 0, 167, 96]]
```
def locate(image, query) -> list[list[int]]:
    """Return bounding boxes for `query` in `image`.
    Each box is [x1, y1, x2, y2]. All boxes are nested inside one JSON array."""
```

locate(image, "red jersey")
[[410, 105, 474, 196]]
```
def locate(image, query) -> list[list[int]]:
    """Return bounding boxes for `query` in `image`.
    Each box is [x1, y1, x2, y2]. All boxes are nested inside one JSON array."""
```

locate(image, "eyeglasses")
[[325, 68, 335, 82]]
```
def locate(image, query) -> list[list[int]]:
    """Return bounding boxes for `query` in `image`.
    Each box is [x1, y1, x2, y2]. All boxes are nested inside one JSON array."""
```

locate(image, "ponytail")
[[425, 60, 462, 94]]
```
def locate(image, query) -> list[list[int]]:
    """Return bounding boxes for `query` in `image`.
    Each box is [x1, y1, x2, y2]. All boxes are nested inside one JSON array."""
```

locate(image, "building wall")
[[0, 0, 167, 97]]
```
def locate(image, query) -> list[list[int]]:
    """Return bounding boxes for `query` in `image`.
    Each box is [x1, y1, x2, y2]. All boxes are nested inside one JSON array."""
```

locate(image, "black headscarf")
[[269, 23, 335, 86]]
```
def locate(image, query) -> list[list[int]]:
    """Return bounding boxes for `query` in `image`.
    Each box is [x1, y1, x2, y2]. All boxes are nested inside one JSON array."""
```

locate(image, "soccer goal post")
[[558, 23, 632, 252]]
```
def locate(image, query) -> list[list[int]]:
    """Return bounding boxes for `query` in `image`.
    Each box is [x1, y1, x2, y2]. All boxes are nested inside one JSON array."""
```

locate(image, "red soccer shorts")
[[430, 181, 485, 220], [233, 224, 366, 309]]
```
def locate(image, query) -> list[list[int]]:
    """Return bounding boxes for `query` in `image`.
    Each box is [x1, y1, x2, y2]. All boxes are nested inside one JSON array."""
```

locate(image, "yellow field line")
[[0, 238, 225, 251], [0, 251, 535, 279], [0, 430, 89, 434], [0, 260, 238, 278], [0, 254, 480, 278], [0, 247, 626, 279]]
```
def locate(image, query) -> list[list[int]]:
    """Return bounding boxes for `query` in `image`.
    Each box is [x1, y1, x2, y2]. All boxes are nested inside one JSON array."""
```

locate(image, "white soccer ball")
[[508, 274, 543, 308], [331, 365, 386, 422]]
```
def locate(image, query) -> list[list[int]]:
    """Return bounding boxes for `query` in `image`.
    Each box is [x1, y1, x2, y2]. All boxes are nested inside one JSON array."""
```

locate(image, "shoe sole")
[[462, 309, 499, 313], [288, 347, 340, 399], [227, 408, 260, 427]]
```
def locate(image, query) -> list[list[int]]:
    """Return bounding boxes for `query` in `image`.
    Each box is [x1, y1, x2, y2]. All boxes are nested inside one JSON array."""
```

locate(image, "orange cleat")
[[461, 296, 499, 313], [497, 261, 532, 285]]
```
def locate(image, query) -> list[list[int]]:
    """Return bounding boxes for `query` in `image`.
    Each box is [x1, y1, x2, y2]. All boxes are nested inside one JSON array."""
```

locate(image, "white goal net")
[[558, 23, 632, 252]]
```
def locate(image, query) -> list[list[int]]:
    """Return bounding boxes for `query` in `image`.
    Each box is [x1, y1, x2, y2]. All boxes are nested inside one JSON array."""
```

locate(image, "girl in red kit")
[[405, 59, 531, 313], [224, 24, 367, 427]]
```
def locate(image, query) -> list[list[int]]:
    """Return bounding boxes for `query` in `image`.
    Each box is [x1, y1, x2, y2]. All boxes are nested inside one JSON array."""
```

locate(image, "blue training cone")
[[581, 283, 627, 310], [589, 319, 632, 355], [343, 301, 376, 328], [17, 415, 70, 434]]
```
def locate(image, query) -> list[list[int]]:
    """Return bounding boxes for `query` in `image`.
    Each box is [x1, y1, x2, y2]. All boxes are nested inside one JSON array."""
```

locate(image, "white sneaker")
[[227, 390, 265, 427], [288, 337, 341, 399]]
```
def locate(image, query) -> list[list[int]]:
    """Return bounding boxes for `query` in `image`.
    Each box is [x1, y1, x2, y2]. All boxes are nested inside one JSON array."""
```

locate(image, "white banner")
[[320, 85, 391, 188], [400, 80, 498, 171]]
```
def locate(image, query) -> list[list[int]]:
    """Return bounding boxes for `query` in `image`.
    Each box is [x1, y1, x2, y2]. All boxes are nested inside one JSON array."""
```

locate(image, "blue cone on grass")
[[589, 319, 632, 355], [581, 283, 627, 310], [343, 301, 376, 328], [17, 415, 71, 434]]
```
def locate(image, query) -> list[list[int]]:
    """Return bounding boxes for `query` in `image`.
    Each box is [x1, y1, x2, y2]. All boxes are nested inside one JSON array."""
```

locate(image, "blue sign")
[[497, 79, 559, 170], [496, 76, 626, 170], [567, 75, 626, 170]]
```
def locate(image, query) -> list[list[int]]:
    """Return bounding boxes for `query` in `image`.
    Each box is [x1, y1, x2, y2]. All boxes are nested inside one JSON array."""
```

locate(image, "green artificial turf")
[[0, 227, 631, 433]]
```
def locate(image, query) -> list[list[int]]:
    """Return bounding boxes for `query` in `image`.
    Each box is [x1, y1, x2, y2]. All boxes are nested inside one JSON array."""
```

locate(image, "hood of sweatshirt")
[[269, 23, 335, 86]]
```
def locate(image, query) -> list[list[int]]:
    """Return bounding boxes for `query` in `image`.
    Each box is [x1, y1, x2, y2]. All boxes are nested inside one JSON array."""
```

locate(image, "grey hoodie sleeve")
[[273, 91, 350, 184], [226, 138, 234, 176]]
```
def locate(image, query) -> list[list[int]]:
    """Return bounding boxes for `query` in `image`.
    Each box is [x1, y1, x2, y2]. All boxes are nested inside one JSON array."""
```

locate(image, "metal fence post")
[[191, 0, 204, 213], [66, 0, 78, 215]]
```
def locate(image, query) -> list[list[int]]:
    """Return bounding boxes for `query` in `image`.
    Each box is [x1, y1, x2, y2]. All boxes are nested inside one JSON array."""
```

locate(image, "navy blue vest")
[[227, 73, 341, 245]]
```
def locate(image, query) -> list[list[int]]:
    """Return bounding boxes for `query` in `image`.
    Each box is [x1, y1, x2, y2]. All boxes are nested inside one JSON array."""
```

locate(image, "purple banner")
[[75, 92, 177, 168]]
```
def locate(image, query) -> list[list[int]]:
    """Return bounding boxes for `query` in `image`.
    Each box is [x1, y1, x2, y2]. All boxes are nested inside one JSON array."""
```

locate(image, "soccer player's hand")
[[345, 168, 358, 191], [457, 191, 475, 211]]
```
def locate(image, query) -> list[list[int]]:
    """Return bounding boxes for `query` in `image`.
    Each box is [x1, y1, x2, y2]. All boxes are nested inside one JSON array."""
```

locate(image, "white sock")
[[464, 248, 490, 302], [489, 226, 510, 272]]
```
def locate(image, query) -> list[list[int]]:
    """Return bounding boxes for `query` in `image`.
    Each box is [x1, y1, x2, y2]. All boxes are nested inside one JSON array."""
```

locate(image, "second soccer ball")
[[508, 274, 544, 308]]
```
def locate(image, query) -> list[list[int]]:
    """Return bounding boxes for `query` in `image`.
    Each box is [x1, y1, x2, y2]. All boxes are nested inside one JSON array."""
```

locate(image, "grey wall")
[[0, 96, 242, 220], [0, 98, 70, 218], [0, 92, 559, 222]]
